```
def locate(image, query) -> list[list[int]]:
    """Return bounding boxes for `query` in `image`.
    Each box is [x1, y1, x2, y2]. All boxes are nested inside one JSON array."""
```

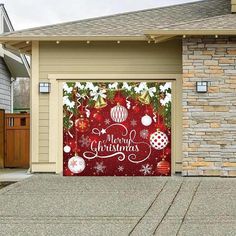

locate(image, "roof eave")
[[145, 29, 236, 36], [0, 35, 147, 42], [0, 35, 148, 56]]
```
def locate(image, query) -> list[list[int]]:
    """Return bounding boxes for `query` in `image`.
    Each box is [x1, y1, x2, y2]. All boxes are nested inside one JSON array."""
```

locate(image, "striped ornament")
[[156, 160, 170, 175], [110, 104, 128, 123]]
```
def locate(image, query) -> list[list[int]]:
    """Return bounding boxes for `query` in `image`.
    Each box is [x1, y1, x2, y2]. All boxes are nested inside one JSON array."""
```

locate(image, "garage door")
[[63, 81, 171, 176]]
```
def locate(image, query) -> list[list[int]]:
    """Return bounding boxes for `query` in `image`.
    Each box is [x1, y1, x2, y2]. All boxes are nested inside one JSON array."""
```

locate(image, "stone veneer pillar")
[[182, 37, 236, 177]]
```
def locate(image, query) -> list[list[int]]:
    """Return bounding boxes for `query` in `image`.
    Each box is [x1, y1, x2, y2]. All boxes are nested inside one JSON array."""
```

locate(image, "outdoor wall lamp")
[[196, 81, 208, 93], [39, 82, 51, 93]]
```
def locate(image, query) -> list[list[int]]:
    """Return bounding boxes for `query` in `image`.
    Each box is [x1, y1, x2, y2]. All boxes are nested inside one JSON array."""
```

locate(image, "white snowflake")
[[104, 119, 111, 125], [130, 119, 137, 127], [140, 129, 149, 139], [118, 166, 124, 172], [94, 162, 106, 173], [140, 164, 152, 175], [78, 135, 91, 147]]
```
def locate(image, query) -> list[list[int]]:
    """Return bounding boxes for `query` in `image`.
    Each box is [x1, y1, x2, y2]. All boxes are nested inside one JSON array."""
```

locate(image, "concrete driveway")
[[0, 175, 235, 236]]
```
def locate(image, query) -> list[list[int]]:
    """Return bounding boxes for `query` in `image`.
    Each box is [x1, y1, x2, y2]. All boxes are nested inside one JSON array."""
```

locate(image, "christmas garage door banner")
[[63, 82, 171, 176]]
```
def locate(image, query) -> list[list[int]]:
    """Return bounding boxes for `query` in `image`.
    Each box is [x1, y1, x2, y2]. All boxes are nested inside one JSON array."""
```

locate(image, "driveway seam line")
[[128, 180, 168, 236], [153, 180, 184, 235], [176, 180, 202, 236]]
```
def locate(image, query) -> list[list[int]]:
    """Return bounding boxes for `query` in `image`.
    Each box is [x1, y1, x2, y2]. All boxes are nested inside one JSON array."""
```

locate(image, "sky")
[[2, 0, 201, 30]]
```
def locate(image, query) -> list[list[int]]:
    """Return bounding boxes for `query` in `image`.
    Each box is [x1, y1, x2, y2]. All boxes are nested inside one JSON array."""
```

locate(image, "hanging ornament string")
[[126, 97, 131, 109], [85, 105, 91, 118], [68, 113, 74, 138], [75, 127, 78, 155], [76, 91, 89, 112], [75, 89, 79, 155], [153, 112, 157, 123]]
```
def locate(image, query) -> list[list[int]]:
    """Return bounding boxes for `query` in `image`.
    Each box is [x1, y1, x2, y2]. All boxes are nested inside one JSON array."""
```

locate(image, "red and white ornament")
[[110, 104, 128, 123], [63, 145, 71, 153], [141, 114, 152, 126], [156, 159, 170, 175], [75, 115, 90, 133], [68, 155, 85, 174], [150, 130, 168, 150]]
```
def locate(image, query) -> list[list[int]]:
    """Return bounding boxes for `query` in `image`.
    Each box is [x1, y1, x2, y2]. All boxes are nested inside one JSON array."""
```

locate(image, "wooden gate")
[[0, 109, 4, 168], [4, 113, 30, 168]]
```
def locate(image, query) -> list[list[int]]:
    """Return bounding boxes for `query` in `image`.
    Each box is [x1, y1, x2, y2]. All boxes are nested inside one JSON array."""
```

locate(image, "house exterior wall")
[[232, 0, 236, 12], [0, 57, 11, 112], [33, 40, 182, 172], [182, 37, 236, 177]]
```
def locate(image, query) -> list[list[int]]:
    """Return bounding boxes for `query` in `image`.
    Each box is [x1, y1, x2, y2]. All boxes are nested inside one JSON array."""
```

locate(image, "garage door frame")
[[46, 73, 182, 174]]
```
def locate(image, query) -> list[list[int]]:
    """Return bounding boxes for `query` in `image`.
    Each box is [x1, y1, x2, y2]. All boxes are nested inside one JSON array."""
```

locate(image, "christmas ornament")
[[150, 130, 168, 150], [75, 115, 90, 133], [93, 111, 103, 122], [138, 91, 151, 105], [157, 159, 170, 175], [94, 96, 107, 109], [68, 155, 86, 174], [141, 114, 152, 126], [63, 145, 71, 153], [110, 104, 128, 123]]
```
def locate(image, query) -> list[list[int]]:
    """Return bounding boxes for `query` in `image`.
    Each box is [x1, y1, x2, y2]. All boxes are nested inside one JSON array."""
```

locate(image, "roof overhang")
[[145, 29, 236, 42], [0, 36, 147, 55], [1, 29, 236, 55]]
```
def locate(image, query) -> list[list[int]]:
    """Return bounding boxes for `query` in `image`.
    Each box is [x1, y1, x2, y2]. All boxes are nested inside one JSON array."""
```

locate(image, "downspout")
[[10, 77, 15, 113]]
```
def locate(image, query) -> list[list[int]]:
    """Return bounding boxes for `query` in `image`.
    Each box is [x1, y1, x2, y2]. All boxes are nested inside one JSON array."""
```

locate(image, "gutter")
[[145, 29, 236, 36], [0, 35, 147, 42]]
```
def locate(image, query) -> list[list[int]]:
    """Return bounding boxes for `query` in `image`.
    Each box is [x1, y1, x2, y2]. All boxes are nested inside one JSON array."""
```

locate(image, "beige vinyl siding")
[[38, 40, 182, 163], [232, 0, 236, 12]]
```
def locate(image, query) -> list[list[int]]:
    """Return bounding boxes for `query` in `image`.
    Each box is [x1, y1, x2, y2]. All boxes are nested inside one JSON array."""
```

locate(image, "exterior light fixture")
[[39, 82, 51, 93], [26, 41, 30, 44], [86, 40, 90, 44], [56, 40, 60, 44], [215, 35, 218, 38], [117, 40, 120, 44], [196, 81, 208, 93]]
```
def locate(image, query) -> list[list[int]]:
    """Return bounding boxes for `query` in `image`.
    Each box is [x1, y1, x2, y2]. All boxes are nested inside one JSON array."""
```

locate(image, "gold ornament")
[[138, 91, 151, 105], [94, 96, 107, 109]]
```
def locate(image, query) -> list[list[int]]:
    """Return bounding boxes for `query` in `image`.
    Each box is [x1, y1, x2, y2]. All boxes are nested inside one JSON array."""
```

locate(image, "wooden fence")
[[4, 113, 30, 168], [0, 110, 4, 168]]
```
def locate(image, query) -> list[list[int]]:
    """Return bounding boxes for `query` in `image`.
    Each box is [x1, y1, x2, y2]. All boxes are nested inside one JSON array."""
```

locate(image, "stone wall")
[[0, 57, 11, 113], [182, 37, 236, 177]]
